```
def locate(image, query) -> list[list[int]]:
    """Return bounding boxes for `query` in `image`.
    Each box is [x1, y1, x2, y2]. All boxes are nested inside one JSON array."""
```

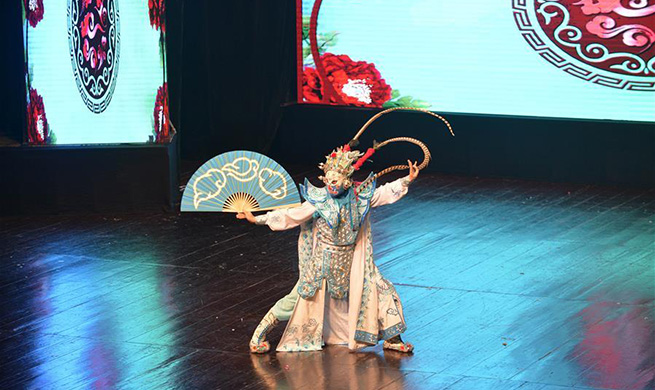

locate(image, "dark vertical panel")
[[0, 0, 26, 141], [170, 0, 296, 161]]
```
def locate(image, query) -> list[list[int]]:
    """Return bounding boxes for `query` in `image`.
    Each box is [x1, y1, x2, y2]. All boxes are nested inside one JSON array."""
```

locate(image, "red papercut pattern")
[[303, 54, 392, 108], [148, 0, 166, 32], [153, 83, 171, 143], [24, 0, 45, 28], [575, 0, 655, 17], [535, 0, 655, 76], [78, 0, 110, 73], [69, 0, 120, 113], [513, 0, 655, 90], [26, 88, 49, 145]]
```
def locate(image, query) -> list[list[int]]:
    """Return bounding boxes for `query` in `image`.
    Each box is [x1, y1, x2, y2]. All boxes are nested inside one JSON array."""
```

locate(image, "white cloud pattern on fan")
[[192, 157, 288, 210]]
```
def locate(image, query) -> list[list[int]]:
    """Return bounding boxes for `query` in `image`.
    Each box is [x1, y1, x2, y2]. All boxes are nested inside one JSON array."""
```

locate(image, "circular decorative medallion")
[[68, 0, 120, 113], [513, 0, 655, 91]]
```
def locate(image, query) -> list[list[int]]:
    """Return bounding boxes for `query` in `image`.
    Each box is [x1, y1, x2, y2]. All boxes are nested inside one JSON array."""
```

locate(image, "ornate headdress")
[[318, 146, 363, 178], [318, 107, 455, 188]]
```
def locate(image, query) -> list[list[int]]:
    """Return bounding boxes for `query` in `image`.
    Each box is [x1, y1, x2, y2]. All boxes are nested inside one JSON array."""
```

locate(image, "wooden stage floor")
[[1, 168, 654, 389]]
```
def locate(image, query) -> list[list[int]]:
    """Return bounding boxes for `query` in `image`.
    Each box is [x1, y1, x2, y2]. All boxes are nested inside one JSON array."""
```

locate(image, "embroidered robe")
[[256, 176, 411, 351]]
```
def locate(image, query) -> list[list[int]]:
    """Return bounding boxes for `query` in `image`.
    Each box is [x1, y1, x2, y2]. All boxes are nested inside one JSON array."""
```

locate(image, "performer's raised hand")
[[236, 210, 257, 224], [408, 160, 419, 182]]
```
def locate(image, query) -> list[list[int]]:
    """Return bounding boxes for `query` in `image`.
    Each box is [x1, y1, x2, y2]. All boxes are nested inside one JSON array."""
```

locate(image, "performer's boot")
[[383, 335, 414, 353], [249, 309, 279, 354]]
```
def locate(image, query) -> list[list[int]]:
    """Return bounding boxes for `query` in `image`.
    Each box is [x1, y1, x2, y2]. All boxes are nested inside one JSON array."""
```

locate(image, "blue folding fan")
[[181, 151, 301, 213]]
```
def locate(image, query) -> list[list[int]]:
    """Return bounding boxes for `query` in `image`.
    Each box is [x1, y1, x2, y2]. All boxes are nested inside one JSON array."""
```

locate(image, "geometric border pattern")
[[512, 0, 654, 92]]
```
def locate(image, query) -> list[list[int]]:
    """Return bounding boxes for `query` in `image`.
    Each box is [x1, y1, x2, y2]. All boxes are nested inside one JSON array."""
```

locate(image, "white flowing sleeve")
[[254, 201, 316, 231], [370, 176, 412, 208]]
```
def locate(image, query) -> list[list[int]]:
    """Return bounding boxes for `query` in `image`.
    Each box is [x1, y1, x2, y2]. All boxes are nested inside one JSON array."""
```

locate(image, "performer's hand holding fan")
[[181, 151, 301, 214]]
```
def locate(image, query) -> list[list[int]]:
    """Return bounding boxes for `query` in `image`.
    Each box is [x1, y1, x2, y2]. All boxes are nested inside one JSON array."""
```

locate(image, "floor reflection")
[[573, 300, 655, 390], [251, 346, 411, 389], [505, 288, 655, 390], [3, 176, 653, 389], [27, 255, 180, 389]]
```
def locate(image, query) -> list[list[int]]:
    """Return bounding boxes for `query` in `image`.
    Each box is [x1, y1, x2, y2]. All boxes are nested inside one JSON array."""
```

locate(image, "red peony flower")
[[23, 0, 45, 28], [302, 53, 392, 108], [153, 83, 171, 143], [148, 0, 166, 32], [302, 67, 323, 103], [26, 88, 49, 145]]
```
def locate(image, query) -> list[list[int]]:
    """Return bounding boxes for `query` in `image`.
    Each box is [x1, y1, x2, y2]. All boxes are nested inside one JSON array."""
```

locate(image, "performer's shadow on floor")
[[250, 345, 411, 389]]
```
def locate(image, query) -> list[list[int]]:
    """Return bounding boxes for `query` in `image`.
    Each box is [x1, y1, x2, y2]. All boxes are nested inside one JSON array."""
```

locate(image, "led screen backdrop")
[[298, 0, 655, 122], [23, 0, 170, 145]]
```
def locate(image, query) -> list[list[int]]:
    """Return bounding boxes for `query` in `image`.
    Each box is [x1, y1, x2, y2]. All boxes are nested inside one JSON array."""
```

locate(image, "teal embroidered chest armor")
[[313, 206, 359, 299], [296, 176, 376, 300]]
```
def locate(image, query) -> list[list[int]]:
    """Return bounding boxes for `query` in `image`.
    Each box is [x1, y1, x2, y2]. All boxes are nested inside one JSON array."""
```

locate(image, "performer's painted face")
[[323, 170, 350, 197]]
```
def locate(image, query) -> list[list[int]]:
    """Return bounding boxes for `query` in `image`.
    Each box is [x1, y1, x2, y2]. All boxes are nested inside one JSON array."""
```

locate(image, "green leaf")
[[319, 32, 339, 46], [28, 64, 34, 85], [48, 129, 57, 145], [302, 16, 311, 40], [383, 94, 432, 109], [413, 99, 432, 108], [317, 31, 339, 52], [302, 46, 312, 59], [382, 100, 401, 108]]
